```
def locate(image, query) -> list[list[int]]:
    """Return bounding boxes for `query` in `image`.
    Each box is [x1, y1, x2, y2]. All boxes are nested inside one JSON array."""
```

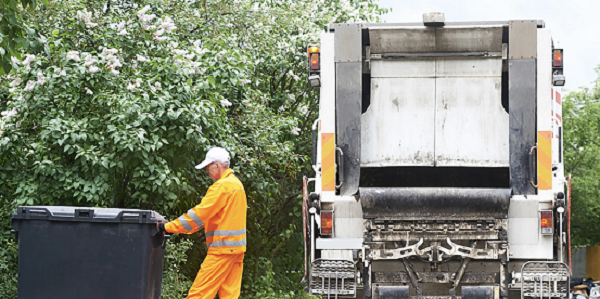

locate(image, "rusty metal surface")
[[373, 271, 500, 284], [360, 187, 511, 219], [369, 27, 502, 54]]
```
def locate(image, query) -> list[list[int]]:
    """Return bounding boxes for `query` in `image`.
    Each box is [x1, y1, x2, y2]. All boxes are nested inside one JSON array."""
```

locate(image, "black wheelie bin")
[[11, 206, 167, 299]]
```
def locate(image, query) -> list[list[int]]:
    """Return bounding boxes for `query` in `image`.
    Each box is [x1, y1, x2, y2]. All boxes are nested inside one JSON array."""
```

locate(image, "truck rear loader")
[[302, 12, 571, 299]]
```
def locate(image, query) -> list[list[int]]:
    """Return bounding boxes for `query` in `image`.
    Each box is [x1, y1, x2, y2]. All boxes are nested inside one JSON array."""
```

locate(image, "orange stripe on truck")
[[321, 133, 335, 191], [538, 131, 552, 190]]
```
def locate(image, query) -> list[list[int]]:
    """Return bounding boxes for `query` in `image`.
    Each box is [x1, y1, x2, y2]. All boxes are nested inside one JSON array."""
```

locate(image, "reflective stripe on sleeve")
[[188, 209, 204, 228], [209, 239, 247, 248], [179, 215, 193, 232], [205, 228, 246, 238]]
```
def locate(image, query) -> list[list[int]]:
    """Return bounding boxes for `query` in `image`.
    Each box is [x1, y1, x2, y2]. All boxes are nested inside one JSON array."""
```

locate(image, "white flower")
[[88, 65, 101, 73], [154, 28, 165, 37], [240, 79, 251, 85], [135, 78, 143, 88], [66, 51, 80, 61], [185, 53, 195, 60], [85, 88, 93, 95], [158, 16, 177, 32], [150, 85, 157, 93], [278, 106, 285, 112], [22, 54, 35, 66], [77, 8, 97, 28], [137, 6, 151, 19], [117, 21, 126, 31], [291, 127, 301, 135], [60, 70, 67, 76], [173, 49, 188, 56], [155, 82, 161, 88], [105, 56, 122, 70], [11, 56, 20, 65], [126, 83, 136, 91], [23, 80, 36, 92], [143, 25, 157, 31], [132, 61, 138, 69], [193, 40, 202, 48], [102, 48, 119, 56], [195, 48, 209, 56], [220, 99, 232, 107], [140, 14, 156, 24], [9, 78, 22, 87], [1, 109, 18, 118], [136, 55, 150, 62], [83, 55, 96, 67], [37, 72, 45, 85], [118, 29, 128, 36], [111, 69, 120, 76]]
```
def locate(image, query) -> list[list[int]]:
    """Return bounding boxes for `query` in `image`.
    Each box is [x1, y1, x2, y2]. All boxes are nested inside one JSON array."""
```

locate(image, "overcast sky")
[[377, 0, 600, 92]]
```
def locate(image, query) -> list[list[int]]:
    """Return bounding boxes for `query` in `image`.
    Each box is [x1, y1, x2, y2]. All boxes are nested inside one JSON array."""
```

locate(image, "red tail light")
[[541, 210, 553, 235], [321, 211, 333, 235]]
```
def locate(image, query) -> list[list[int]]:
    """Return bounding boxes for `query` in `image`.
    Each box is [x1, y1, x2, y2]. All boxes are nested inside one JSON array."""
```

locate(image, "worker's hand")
[[156, 220, 167, 233]]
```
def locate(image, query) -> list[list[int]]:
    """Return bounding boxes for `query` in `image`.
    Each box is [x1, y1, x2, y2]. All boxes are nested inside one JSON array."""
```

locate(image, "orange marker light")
[[321, 211, 333, 235], [553, 49, 563, 68], [310, 53, 320, 70], [540, 210, 553, 235]]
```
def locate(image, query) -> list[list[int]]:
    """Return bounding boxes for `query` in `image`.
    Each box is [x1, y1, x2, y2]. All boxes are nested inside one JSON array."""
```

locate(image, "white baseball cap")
[[195, 147, 230, 169]]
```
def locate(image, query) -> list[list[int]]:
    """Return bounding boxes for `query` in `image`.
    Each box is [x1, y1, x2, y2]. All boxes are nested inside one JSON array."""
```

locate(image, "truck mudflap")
[[360, 187, 511, 219], [310, 259, 356, 298]]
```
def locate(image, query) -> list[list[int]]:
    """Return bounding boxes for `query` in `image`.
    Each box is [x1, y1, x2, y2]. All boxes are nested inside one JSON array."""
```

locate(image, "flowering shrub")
[[0, 0, 387, 297]]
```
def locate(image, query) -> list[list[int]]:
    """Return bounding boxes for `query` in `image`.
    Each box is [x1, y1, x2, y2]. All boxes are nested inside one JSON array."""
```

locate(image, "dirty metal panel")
[[336, 62, 362, 195], [373, 271, 500, 284], [369, 28, 436, 54], [360, 187, 511, 219], [376, 285, 409, 299], [462, 286, 498, 299], [369, 231, 499, 242], [332, 23, 362, 62], [508, 195, 553, 259], [509, 59, 536, 195], [362, 78, 435, 167], [435, 76, 509, 167], [435, 27, 503, 52], [436, 58, 502, 77], [371, 59, 435, 78], [509, 20, 537, 60]]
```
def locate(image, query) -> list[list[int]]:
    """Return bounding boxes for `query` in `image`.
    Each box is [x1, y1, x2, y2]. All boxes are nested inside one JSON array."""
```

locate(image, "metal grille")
[[310, 259, 356, 298], [521, 262, 570, 299]]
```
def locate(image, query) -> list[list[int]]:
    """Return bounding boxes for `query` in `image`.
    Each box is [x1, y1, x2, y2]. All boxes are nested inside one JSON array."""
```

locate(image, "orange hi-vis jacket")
[[165, 169, 247, 255]]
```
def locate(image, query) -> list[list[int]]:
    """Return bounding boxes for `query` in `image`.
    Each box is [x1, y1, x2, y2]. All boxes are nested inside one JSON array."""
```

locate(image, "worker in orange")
[[157, 147, 247, 299]]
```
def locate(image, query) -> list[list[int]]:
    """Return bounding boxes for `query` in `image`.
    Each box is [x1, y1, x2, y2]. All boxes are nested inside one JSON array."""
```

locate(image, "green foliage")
[[0, 238, 18, 298], [0, 0, 47, 74], [162, 235, 194, 299], [0, 0, 388, 297], [563, 68, 600, 246]]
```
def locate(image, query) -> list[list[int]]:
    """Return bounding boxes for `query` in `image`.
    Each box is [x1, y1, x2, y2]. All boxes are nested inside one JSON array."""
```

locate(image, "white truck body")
[[303, 14, 570, 299]]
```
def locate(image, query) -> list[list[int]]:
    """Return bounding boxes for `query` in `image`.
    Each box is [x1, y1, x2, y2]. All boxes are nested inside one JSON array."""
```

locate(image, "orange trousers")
[[186, 253, 244, 299]]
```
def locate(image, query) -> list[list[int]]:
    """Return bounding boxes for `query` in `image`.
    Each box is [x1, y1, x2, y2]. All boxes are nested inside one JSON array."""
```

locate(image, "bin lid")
[[12, 206, 165, 224]]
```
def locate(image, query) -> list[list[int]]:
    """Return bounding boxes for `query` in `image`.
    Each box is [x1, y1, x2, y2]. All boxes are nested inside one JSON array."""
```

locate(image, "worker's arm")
[[163, 182, 228, 234]]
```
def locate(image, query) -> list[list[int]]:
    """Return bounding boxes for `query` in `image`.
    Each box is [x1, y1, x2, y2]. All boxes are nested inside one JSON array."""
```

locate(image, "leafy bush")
[[0, 0, 387, 297]]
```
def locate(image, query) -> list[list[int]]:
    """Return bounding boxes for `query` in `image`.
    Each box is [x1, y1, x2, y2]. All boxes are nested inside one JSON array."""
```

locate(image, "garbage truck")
[[302, 13, 571, 299]]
